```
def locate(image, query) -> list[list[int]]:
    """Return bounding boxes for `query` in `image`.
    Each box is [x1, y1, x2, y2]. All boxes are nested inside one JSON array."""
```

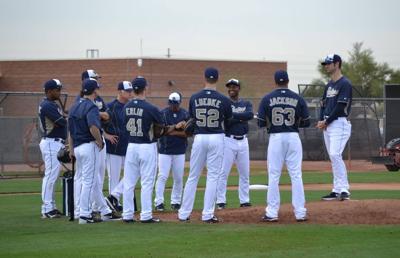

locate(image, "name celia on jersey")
[[195, 98, 221, 108], [126, 107, 143, 116], [269, 97, 298, 107]]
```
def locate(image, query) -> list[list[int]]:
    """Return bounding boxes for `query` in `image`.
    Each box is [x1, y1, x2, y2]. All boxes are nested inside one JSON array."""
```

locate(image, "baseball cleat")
[[141, 217, 161, 223], [296, 217, 308, 222], [101, 211, 122, 221], [155, 203, 165, 212], [203, 216, 219, 223], [171, 203, 181, 211], [122, 219, 136, 223], [321, 192, 339, 201], [261, 215, 278, 222], [338, 192, 350, 201], [178, 217, 191, 222], [42, 209, 61, 219], [105, 195, 120, 213], [216, 203, 226, 210], [79, 216, 102, 224], [240, 202, 252, 208]]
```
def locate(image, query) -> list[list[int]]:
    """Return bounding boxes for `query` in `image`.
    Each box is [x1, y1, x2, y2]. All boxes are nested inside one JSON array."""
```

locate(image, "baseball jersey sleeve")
[[232, 101, 254, 121], [257, 96, 268, 128], [337, 80, 352, 104], [298, 97, 311, 128], [42, 102, 67, 127], [86, 106, 101, 129]]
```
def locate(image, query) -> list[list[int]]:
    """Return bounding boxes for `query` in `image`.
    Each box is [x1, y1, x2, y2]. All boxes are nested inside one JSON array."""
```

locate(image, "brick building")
[[0, 58, 286, 115]]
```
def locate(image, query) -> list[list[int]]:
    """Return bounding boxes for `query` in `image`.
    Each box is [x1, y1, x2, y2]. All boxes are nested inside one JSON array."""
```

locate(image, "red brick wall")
[[0, 58, 285, 97], [0, 58, 285, 116]]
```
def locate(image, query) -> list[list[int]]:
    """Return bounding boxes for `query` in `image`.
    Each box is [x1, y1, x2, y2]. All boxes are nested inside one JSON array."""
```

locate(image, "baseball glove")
[[57, 147, 72, 163]]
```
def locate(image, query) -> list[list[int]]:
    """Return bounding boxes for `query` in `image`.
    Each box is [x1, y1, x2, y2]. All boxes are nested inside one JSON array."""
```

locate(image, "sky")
[[1, 0, 399, 90]]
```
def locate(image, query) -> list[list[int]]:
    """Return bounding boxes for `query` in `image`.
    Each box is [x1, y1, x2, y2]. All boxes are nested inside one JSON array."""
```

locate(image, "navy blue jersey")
[[188, 89, 232, 134], [38, 98, 67, 139], [320, 76, 352, 120], [257, 88, 309, 134], [123, 99, 164, 144], [68, 98, 101, 148], [225, 99, 253, 136], [104, 99, 129, 156], [158, 107, 189, 155], [75, 95, 107, 112]]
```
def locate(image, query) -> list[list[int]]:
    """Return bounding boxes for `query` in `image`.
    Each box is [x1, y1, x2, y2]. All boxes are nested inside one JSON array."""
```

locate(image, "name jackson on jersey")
[[269, 96, 298, 107]]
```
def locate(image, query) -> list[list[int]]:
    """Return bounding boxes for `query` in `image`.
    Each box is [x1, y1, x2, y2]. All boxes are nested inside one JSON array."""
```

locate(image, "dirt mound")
[[156, 200, 400, 225]]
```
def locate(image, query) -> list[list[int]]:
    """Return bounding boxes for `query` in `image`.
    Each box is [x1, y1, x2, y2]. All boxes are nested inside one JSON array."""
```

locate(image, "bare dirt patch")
[[156, 200, 400, 225]]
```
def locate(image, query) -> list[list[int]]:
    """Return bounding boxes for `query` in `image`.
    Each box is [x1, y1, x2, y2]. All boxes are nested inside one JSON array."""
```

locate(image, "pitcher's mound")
[[157, 200, 400, 224]]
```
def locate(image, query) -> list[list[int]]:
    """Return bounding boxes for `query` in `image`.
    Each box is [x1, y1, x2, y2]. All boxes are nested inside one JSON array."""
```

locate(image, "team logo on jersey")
[[232, 106, 246, 113], [326, 87, 339, 98], [94, 100, 103, 110]]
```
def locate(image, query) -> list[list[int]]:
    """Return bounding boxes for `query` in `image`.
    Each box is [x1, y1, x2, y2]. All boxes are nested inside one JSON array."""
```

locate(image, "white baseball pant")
[[74, 142, 99, 218], [155, 154, 185, 206], [123, 143, 158, 221], [39, 138, 64, 214], [178, 134, 224, 221], [216, 136, 250, 205], [323, 117, 352, 193], [106, 154, 124, 194], [266, 132, 306, 220]]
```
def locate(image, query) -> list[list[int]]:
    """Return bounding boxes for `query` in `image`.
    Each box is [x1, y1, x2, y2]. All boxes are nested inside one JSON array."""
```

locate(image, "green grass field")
[[1, 171, 400, 258]]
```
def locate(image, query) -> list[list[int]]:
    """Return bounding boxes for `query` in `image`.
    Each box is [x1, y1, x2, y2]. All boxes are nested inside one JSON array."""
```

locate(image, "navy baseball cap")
[[204, 67, 219, 80], [82, 78, 100, 95], [274, 70, 289, 84], [226, 78, 240, 87], [132, 76, 147, 91], [321, 54, 342, 65], [117, 81, 133, 91], [168, 92, 182, 104], [44, 79, 62, 91], [81, 69, 101, 81]]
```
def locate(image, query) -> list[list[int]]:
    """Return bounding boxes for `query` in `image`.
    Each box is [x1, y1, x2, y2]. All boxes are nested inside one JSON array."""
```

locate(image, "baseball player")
[[317, 54, 352, 201], [122, 76, 165, 223], [178, 67, 232, 223], [216, 78, 253, 209], [103, 81, 133, 211], [73, 69, 115, 219], [154, 92, 189, 211], [39, 79, 67, 218], [68, 78, 111, 224], [257, 70, 310, 222]]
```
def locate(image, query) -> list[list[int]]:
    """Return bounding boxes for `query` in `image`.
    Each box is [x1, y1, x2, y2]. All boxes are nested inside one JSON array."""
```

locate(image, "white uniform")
[[257, 86, 310, 220], [178, 85, 232, 221]]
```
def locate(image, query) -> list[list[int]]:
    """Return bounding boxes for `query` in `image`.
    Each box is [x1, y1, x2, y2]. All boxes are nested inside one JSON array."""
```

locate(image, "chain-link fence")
[[0, 91, 394, 174]]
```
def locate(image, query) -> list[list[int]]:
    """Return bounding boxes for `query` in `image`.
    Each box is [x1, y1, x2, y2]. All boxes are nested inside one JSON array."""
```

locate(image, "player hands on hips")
[[216, 78, 253, 210], [68, 79, 105, 224], [39, 79, 67, 219], [257, 70, 310, 222], [178, 67, 233, 223], [154, 92, 189, 212], [317, 54, 352, 201]]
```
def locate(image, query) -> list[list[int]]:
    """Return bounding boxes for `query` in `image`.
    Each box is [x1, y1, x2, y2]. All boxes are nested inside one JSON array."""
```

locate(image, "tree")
[[311, 42, 400, 97]]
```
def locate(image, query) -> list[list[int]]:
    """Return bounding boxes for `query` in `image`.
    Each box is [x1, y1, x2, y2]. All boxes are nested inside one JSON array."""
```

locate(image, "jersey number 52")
[[271, 107, 295, 126], [195, 108, 219, 128]]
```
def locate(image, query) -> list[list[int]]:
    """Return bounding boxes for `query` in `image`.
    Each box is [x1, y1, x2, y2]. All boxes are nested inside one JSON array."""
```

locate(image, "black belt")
[[225, 134, 245, 140], [43, 137, 66, 144]]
